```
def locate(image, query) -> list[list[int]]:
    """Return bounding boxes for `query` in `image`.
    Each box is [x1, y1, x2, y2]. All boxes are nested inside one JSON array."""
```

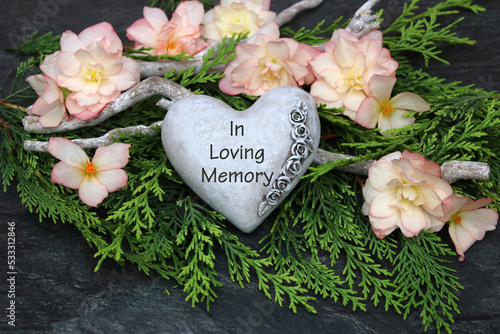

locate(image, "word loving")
[[202, 121, 274, 186]]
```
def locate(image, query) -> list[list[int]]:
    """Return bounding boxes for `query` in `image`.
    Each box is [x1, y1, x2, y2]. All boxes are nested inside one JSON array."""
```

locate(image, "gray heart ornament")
[[161, 86, 320, 233]]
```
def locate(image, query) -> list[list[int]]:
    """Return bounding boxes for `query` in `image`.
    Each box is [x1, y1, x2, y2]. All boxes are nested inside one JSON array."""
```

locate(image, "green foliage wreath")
[[1, 1, 498, 333]]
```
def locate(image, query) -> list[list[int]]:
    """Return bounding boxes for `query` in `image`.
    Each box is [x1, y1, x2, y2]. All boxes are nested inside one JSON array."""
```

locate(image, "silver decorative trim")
[[258, 100, 314, 217]]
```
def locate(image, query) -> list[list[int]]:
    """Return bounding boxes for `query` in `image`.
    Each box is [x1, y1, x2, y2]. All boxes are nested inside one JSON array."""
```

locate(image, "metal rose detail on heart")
[[258, 100, 314, 216]]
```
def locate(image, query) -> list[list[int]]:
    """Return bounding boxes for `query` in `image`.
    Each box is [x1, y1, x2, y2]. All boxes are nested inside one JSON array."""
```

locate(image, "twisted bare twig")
[[23, 77, 192, 133], [313, 150, 491, 184], [346, 0, 381, 38], [24, 127, 491, 183]]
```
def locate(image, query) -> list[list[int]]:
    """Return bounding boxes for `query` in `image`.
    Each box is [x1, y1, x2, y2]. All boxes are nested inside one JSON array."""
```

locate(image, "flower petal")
[[38, 101, 66, 128], [143, 6, 169, 33], [177, 1, 205, 26], [60, 31, 86, 52], [92, 143, 131, 170], [460, 197, 494, 212], [390, 92, 430, 112], [343, 88, 366, 113], [399, 205, 427, 236], [460, 208, 498, 240], [78, 22, 119, 48], [356, 96, 381, 129], [448, 222, 475, 261], [440, 194, 468, 222], [26, 75, 47, 95], [51, 161, 86, 189], [309, 80, 344, 107], [379, 109, 415, 134], [79, 174, 109, 207], [47, 137, 89, 168], [369, 189, 399, 218], [95, 169, 128, 192], [367, 160, 401, 191], [367, 75, 395, 104]]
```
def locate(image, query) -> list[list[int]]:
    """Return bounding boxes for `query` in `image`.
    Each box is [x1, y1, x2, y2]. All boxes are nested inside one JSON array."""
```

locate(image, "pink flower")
[[202, 0, 276, 42], [362, 150, 453, 239], [219, 22, 321, 96], [126, 3, 209, 56], [47, 137, 131, 207], [356, 75, 430, 134], [39, 22, 140, 121], [310, 29, 398, 120], [25, 74, 69, 127], [439, 194, 498, 261]]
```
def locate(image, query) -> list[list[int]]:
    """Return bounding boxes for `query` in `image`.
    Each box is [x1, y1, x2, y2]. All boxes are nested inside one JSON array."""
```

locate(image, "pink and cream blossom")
[[310, 29, 398, 120], [47, 137, 131, 207], [362, 150, 453, 239], [219, 22, 320, 96], [356, 75, 430, 134], [202, 0, 276, 42], [25, 74, 69, 127], [126, 3, 209, 56], [34, 22, 141, 122], [439, 194, 498, 261]]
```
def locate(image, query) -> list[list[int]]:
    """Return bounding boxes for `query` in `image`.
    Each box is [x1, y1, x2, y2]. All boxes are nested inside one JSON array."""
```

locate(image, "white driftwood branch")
[[24, 121, 163, 152], [24, 131, 491, 184], [22, 77, 193, 134], [315, 0, 381, 51], [274, 0, 324, 26], [313, 149, 491, 184], [24, 98, 173, 152], [345, 0, 381, 38]]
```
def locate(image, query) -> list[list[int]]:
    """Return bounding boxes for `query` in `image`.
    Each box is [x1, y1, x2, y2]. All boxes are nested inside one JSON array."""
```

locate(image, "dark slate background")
[[0, 0, 499, 333]]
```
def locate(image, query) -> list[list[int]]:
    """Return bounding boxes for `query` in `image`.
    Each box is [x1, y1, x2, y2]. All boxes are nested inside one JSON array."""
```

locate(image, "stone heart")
[[161, 86, 320, 233]]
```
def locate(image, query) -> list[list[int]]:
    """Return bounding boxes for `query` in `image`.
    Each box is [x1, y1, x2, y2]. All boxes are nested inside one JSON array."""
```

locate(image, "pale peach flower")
[[439, 194, 498, 261], [39, 22, 140, 121], [47, 137, 131, 207], [126, 3, 209, 56], [362, 150, 453, 239], [310, 29, 398, 120], [25, 74, 69, 127], [202, 0, 276, 42], [219, 22, 321, 96], [356, 75, 430, 134]]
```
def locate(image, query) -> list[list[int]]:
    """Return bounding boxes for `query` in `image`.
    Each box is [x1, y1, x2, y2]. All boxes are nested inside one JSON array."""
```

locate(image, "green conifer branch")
[[393, 232, 462, 334]]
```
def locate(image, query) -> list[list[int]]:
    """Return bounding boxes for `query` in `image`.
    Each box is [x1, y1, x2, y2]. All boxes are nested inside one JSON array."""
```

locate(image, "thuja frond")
[[173, 197, 224, 308], [260, 215, 364, 311], [299, 174, 401, 311], [165, 34, 248, 89], [280, 18, 348, 45], [383, 0, 480, 65], [123, 47, 194, 62], [148, 0, 216, 12], [8, 31, 61, 59], [383, 0, 484, 35], [393, 232, 462, 334]]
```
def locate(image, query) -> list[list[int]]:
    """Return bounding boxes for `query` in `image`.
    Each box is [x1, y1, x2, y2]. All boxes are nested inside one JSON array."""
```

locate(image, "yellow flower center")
[[454, 216, 462, 224], [215, 3, 258, 36], [382, 103, 395, 117], [85, 160, 96, 175], [84, 67, 102, 84], [345, 68, 364, 90]]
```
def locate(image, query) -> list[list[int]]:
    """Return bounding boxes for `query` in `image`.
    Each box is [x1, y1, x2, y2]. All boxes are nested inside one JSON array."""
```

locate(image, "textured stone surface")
[[162, 87, 320, 233], [0, 0, 499, 333]]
